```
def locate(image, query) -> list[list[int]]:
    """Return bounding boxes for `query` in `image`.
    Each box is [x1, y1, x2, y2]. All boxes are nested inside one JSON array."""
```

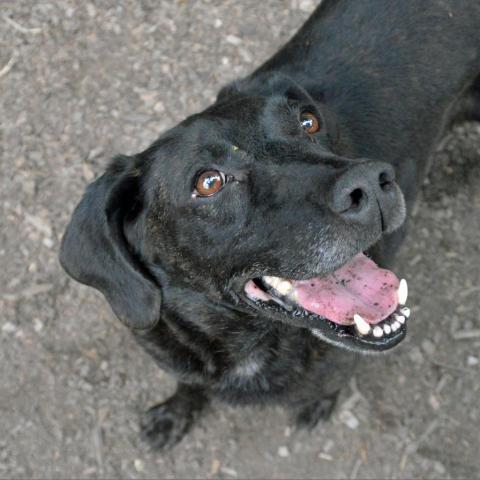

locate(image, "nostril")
[[329, 162, 396, 224], [349, 188, 365, 210], [379, 171, 393, 191]]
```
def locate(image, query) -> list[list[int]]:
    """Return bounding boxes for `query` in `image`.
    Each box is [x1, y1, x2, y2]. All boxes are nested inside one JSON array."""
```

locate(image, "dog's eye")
[[300, 111, 320, 134], [194, 170, 225, 197]]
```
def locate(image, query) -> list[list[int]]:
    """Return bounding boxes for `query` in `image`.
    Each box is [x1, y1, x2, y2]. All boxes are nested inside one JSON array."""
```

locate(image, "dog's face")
[[60, 76, 409, 354]]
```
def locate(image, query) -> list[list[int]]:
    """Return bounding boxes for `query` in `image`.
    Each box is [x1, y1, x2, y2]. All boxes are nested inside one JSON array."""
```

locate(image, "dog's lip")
[[237, 288, 408, 352], [233, 252, 411, 353]]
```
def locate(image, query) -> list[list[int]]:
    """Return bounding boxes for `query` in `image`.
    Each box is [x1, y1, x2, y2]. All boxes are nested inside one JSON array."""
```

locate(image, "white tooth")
[[395, 314, 405, 324], [383, 324, 391, 335], [354, 314, 371, 336], [391, 321, 400, 331], [400, 307, 410, 318], [276, 280, 293, 296], [398, 279, 408, 305], [263, 275, 276, 285], [288, 289, 299, 303], [373, 326, 383, 338], [263, 276, 281, 288]]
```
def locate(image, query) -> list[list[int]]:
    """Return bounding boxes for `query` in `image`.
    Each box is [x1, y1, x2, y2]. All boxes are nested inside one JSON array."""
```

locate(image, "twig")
[[458, 286, 480, 298], [452, 329, 480, 340], [405, 419, 440, 456], [349, 458, 363, 480], [2, 283, 54, 301], [0, 54, 16, 79], [400, 418, 441, 472], [431, 359, 473, 374], [220, 467, 238, 478], [435, 374, 450, 394], [92, 424, 104, 476], [208, 458, 221, 479], [3, 15, 43, 34], [340, 377, 366, 411]]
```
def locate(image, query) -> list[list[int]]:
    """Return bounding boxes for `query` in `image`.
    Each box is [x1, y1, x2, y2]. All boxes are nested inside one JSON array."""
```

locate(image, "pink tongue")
[[293, 253, 399, 325]]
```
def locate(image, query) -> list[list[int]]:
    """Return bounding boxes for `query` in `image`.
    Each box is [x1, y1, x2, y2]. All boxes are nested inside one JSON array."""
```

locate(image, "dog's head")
[[60, 75, 409, 353]]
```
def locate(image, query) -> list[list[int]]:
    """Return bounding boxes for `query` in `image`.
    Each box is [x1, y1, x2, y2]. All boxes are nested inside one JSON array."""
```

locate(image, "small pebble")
[[82, 163, 95, 182], [277, 446, 289, 458], [42, 237, 54, 249], [422, 339, 436, 356], [429, 394, 441, 411], [225, 35, 242, 46], [299, 0, 315, 12], [2, 322, 16, 333], [339, 410, 359, 430], [33, 318, 43, 333], [318, 452, 333, 461], [467, 355, 479, 366], [153, 101, 165, 113], [134, 459, 144, 472]]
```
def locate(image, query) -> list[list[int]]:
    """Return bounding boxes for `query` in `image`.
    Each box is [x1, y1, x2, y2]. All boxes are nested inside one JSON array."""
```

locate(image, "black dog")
[[60, 0, 480, 449]]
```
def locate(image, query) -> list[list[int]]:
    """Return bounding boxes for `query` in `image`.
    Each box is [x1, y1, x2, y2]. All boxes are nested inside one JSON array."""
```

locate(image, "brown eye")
[[300, 111, 320, 134], [194, 170, 225, 197]]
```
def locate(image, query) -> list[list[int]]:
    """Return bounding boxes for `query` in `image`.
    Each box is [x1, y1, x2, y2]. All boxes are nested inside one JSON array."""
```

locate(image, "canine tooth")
[[354, 314, 371, 336], [263, 276, 279, 287], [263, 276, 284, 292], [373, 326, 383, 338], [276, 280, 293, 296], [391, 321, 400, 331], [398, 279, 408, 305], [395, 314, 405, 324], [400, 307, 410, 318], [287, 289, 299, 303], [383, 324, 392, 335]]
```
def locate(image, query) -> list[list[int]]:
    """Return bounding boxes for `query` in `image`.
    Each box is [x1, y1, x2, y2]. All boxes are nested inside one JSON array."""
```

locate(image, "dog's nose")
[[327, 162, 398, 229]]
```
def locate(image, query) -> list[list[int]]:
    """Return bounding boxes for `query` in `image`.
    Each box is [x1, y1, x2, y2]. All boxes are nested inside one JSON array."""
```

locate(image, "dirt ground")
[[1, 1, 479, 478]]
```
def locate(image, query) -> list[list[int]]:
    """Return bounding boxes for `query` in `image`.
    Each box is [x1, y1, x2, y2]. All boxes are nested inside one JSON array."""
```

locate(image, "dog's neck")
[[245, 1, 480, 199]]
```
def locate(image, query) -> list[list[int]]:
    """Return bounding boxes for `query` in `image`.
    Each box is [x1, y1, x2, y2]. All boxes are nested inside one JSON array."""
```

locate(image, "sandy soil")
[[1, 1, 479, 478]]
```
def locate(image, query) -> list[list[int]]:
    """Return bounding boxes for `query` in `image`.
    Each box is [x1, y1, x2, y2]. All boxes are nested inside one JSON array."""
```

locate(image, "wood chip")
[[0, 54, 17, 79], [208, 458, 221, 478], [3, 15, 43, 34], [3, 283, 54, 301], [452, 329, 480, 340]]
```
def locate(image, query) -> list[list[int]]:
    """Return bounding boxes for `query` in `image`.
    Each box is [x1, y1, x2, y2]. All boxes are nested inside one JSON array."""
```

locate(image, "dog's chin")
[[236, 252, 411, 354]]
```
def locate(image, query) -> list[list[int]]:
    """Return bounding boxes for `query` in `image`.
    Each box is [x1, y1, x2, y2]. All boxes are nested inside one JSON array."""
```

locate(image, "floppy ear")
[[59, 156, 161, 330]]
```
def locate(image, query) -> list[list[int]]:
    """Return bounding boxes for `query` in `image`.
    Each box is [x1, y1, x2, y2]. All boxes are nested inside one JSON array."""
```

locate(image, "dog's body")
[[60, 0, 480, 449]]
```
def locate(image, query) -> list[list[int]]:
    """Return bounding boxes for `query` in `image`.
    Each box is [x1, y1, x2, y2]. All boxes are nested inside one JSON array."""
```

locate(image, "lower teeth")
[[250, 280, 409, 341], [359, 307, 409, 338]]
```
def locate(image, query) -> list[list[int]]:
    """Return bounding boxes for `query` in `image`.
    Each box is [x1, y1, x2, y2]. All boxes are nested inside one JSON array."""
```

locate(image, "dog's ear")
[[59, 156, 161, 330]]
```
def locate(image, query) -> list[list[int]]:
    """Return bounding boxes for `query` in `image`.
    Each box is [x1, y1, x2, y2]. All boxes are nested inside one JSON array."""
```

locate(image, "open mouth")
[[243, 253, 410, 352]]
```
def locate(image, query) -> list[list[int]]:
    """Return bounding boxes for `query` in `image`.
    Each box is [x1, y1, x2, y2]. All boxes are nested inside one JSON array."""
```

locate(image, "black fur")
[[60, 0, 480, 449]]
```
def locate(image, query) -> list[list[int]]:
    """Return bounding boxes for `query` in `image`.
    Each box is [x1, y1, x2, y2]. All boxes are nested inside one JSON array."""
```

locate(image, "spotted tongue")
[[292, 253, 399, 325]]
